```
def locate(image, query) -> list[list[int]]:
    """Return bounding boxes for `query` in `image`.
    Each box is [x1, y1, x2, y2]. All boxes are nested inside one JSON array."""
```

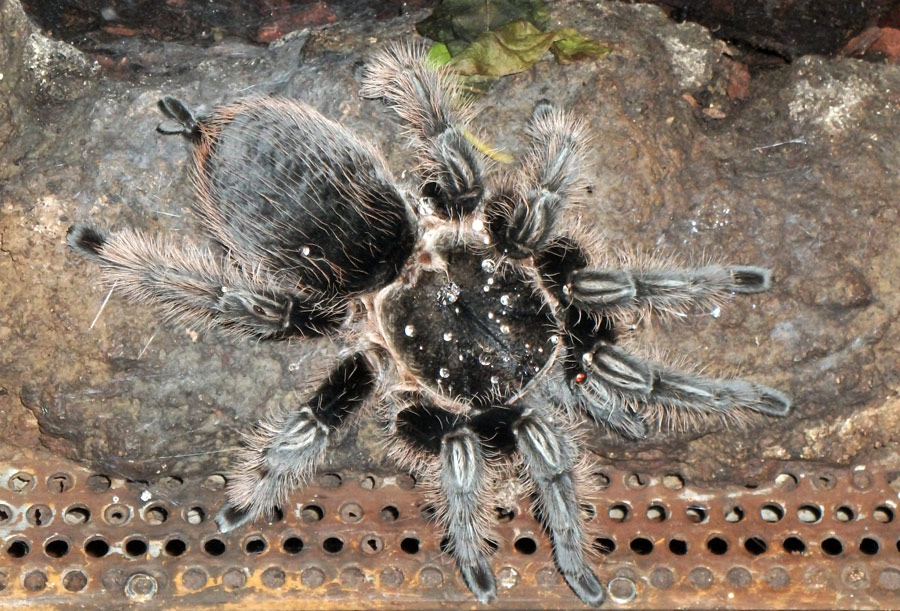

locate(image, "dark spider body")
[[379, 237, 558, 404], [68, 43, 791, 607]]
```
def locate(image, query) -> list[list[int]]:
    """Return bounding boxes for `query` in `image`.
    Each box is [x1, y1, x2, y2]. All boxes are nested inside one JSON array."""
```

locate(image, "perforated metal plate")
[[1, 455, 899, 609]]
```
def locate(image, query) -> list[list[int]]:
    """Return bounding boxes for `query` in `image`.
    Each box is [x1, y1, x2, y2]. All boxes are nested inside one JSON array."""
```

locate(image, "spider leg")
[[156, 96, 202, 139], [361, 42, 484, 218], [486, 103, 589, 258], [566, 264, 771, 314], [535, 233, 772, 315], [67, 224, 345, 340], [216, 353, 375, 532], [389, 399, 498, 604], [579, 339, 791, 423], [513, 407, 605, 607]]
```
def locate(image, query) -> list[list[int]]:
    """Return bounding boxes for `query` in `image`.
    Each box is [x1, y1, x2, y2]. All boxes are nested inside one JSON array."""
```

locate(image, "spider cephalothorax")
[[68, 42, 791, 606]]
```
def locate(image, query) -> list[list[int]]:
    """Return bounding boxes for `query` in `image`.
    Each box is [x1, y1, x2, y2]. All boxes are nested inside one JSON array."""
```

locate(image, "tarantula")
[[67, 43, 791, 606]]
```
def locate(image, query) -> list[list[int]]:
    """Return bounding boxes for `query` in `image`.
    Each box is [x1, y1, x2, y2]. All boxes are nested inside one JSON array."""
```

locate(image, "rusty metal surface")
[[1, 454, 899, 609]]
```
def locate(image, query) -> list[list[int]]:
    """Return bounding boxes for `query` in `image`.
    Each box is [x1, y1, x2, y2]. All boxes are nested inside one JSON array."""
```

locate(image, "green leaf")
[[550, 28, 613, 63], [417, 0, 550, 44], [425, 42, 453, 67], [449, 20, 559, 76]]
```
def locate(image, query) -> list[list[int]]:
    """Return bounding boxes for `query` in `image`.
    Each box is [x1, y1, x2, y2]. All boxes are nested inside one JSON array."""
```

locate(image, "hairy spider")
[[67, 42, 791, 606]]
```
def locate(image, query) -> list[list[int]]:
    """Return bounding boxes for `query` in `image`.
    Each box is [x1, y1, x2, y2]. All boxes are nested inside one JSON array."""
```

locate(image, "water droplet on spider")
[[478, 354, 492, 366], [710, 306, 722, 318], [486, 277, 495, 286], [404, 325, 415, 337], [499, 324, 510, 334], [440, 282, 461, 304], [443, 332, 454, 342], [500, 294, 511, 306], [301, 245, 311, 256], [487, 312, 495, 320], [438, 367, 450, 379], [482, 259, 496, 273], [490, 375, 499, 385], [458, 354, 464, 361], [482, 285, 490, 293], [549, 335, 559, 345]]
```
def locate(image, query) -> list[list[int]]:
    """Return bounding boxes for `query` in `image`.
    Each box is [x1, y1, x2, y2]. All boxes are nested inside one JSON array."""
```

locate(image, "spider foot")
[[564, 570, 606, 607], [459, 558, 497, 604], [214, 502, 255, 533]]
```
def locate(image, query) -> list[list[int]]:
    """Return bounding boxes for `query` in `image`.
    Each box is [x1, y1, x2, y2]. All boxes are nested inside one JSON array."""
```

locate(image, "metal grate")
[[1, 456, 899, 608]]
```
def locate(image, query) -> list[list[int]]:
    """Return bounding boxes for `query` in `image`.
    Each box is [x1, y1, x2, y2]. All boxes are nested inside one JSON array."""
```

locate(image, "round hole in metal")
[[646, 504, 667, 522], [835, 506, 855, 522], [668, 538, 688, 555], [323, 537, 344, 553], [203, 538, 226, 556], [401, 537, 420, 554], [593, 537, 616, 555], [125, 538, 148, 557], [144, 504, 169, 525], [625, 473, 648, 488], [706, 536, 728, 555], [184, 506, 205, 525], [608, 503, 629, 522], [47, 472, 73, 493], [774, 472, 798, 490], [84, 537, 109, 558], [380, 505, 399, 522], [630, 537, 653, 555], [7, 539, 29, 558], [514, 537, 537, 555], [63, 505, 90, 525], [164, 538, 187, 557], [662, 473, 684, 489], [760, 503, 785, 522], [318, 472, 342, 489], [686, 506, 708, 523], [245, 536, 267, 554], [495, 506, 515, 522], [86, 474, 111, 493], [44, 538, 70, 558], [8, 471, 35, 493], [873, 505, 894, 523], [301, 504, 324, 523], [821, 537, 844, 555], [744, 537, 768, 555], [783, 536, 806, 554], [26, 504, 52, 526], [797, 505, 823, 523], [860, 537, 880, 555], [103, 504, 131, 526], [202, 475, 226, 491], [283, 536, 303, 554], [724, 506, 744, 523]]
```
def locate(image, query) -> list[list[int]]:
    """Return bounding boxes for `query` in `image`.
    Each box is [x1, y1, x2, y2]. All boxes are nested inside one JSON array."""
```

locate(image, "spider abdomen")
[[194, 98, 416, 296], [378, 239, 559, 404]]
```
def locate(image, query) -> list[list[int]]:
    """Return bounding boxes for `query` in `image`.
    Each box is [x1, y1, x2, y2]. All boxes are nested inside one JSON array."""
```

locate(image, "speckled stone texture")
[[1, 0, 898, 486]]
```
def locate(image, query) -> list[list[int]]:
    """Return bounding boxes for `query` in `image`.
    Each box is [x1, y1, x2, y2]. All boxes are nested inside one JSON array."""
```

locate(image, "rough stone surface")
[[1, 0, 899, 488]]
